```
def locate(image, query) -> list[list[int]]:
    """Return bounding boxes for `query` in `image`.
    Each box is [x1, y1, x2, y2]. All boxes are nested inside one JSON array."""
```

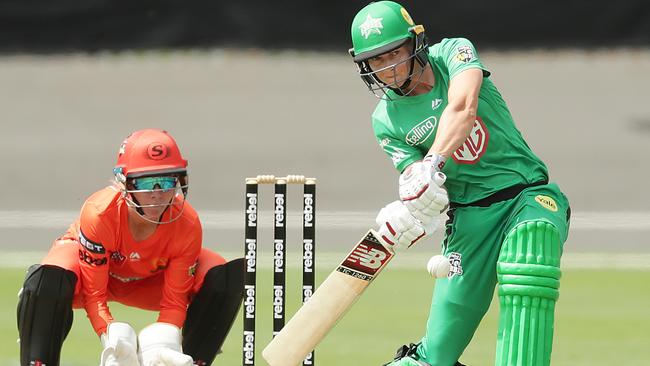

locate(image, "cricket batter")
[[17, 129, 244, 366], [349, 2, 571, 365]]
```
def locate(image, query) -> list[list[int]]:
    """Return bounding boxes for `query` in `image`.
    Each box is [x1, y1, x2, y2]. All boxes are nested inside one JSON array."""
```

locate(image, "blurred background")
[[0, 0, 649, 365]]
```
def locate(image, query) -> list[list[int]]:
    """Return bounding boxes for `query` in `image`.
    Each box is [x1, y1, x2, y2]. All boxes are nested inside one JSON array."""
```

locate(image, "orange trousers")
[[42, 239, 226, 310]]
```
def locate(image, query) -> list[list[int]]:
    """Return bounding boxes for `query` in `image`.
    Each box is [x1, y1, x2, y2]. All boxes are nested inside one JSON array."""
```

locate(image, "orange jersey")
[[67, 186, 201, 334]]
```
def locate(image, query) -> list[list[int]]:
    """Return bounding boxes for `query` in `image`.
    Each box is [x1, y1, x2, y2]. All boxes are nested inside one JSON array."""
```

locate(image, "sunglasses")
[[132, 176, 178, 192]]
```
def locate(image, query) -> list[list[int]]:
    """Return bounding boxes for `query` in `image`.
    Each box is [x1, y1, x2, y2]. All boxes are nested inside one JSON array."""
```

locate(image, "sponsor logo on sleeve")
[[455, 45, 475, 63], [78, 229, 105, 254], [79, 249, 108, 266]]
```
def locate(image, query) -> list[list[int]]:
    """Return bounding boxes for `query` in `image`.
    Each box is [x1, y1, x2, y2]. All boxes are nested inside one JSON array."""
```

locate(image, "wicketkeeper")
[[17, 129, 244, 366], [349, 2, 571, 365]]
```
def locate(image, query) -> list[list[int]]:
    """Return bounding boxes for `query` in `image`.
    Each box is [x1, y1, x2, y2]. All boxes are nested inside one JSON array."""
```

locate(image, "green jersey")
[[372, 37, 548, 204]]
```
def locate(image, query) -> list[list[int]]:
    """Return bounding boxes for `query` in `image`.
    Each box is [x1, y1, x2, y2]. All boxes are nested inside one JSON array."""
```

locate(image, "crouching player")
[[17, 129, 244, 366], [350, 2, 571, 365]]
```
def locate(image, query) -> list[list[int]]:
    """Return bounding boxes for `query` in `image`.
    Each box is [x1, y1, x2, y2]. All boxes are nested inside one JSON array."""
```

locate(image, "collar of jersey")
[[385, 56, 441, 104]]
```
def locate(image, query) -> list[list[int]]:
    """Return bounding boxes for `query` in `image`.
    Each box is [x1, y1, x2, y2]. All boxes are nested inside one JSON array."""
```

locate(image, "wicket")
[[243, 175, 316, 366]]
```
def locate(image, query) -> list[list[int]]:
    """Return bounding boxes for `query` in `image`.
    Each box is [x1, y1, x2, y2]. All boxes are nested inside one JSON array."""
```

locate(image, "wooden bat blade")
[[262, 229, 393, 366]]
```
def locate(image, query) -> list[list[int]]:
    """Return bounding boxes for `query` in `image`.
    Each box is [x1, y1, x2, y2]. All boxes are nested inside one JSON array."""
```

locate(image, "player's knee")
[[18, 264, 77, 316], [18, 264, 77, 365], [182, 258, 245, 365], [192, 257, 244, 302], [498, 220, 562, 300]]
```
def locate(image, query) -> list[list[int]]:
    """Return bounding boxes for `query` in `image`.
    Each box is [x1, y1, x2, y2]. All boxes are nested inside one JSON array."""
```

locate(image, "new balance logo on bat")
[[338, 231, 393, 280], [348, 244, 386, 269]]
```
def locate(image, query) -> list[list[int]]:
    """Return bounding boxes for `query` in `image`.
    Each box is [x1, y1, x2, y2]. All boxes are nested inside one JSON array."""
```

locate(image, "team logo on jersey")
[[455, 45, 475, 63], [406, 116, 437, 146], [448, 252, 463, 278], [432, 98, 443, 110], [359, 14, 383, 39], [535, 195, 558, 212], [452, 117, 489, 164], [129, 252, 141, 261]]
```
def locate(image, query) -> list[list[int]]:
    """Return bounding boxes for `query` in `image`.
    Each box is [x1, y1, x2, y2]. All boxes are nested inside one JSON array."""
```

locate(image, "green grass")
[[2, 267, 649, 365]]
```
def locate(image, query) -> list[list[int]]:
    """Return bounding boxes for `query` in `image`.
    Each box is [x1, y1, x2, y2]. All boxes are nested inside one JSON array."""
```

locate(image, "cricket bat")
[[262, 229, 393, 366]]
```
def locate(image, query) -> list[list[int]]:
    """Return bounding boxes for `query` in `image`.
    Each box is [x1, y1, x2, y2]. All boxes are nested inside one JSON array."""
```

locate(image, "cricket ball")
[[427, 255, 450, 279]]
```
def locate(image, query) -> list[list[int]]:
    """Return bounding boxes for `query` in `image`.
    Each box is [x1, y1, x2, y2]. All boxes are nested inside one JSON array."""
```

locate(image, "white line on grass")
[[2, 251, 649, 270], [1, 210, 650, 230]]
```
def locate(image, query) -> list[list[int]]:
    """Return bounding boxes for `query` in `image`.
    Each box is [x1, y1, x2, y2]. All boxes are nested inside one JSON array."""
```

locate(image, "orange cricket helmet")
[[114, 128, 188, 178]]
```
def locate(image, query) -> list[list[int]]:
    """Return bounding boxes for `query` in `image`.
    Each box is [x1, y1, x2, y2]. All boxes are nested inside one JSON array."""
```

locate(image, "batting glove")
[[375, 200, 431, 253], [399, 155, 449, 226]]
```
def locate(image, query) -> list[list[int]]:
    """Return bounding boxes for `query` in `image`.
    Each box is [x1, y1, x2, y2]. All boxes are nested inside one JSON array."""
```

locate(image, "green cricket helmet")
[[349, 1, 429, 98]]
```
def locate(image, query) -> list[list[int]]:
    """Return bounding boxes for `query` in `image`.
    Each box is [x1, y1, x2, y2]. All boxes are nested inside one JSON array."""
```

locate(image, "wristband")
[[424, 153, 446, 172]]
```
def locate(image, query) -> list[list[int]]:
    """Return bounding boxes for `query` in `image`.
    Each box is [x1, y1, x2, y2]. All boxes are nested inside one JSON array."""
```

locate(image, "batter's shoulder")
[[428, 37, 474, 57], [371, 103, 395, 136]]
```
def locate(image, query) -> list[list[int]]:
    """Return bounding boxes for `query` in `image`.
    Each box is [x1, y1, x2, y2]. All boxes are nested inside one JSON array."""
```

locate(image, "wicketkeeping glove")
[[138, 322, 193, 366], [99, 322, 140, 366]]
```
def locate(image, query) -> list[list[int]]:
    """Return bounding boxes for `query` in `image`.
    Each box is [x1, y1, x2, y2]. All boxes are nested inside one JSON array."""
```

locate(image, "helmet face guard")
[[351, 25, 429, 100], [114, 169, 189, 225]]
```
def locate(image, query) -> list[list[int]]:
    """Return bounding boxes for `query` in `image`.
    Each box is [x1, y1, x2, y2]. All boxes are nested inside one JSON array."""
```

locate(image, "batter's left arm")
[[429, 68, 484, 159]]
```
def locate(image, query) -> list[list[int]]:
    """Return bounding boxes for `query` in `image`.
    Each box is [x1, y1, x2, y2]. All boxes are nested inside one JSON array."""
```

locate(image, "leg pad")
[[496, 221, 561, 366], [182, 258, 245, 365], [17, 264, 77, 366]]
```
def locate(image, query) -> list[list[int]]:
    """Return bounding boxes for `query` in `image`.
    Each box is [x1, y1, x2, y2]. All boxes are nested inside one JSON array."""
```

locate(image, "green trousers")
[[414, 182, 570, 365]]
